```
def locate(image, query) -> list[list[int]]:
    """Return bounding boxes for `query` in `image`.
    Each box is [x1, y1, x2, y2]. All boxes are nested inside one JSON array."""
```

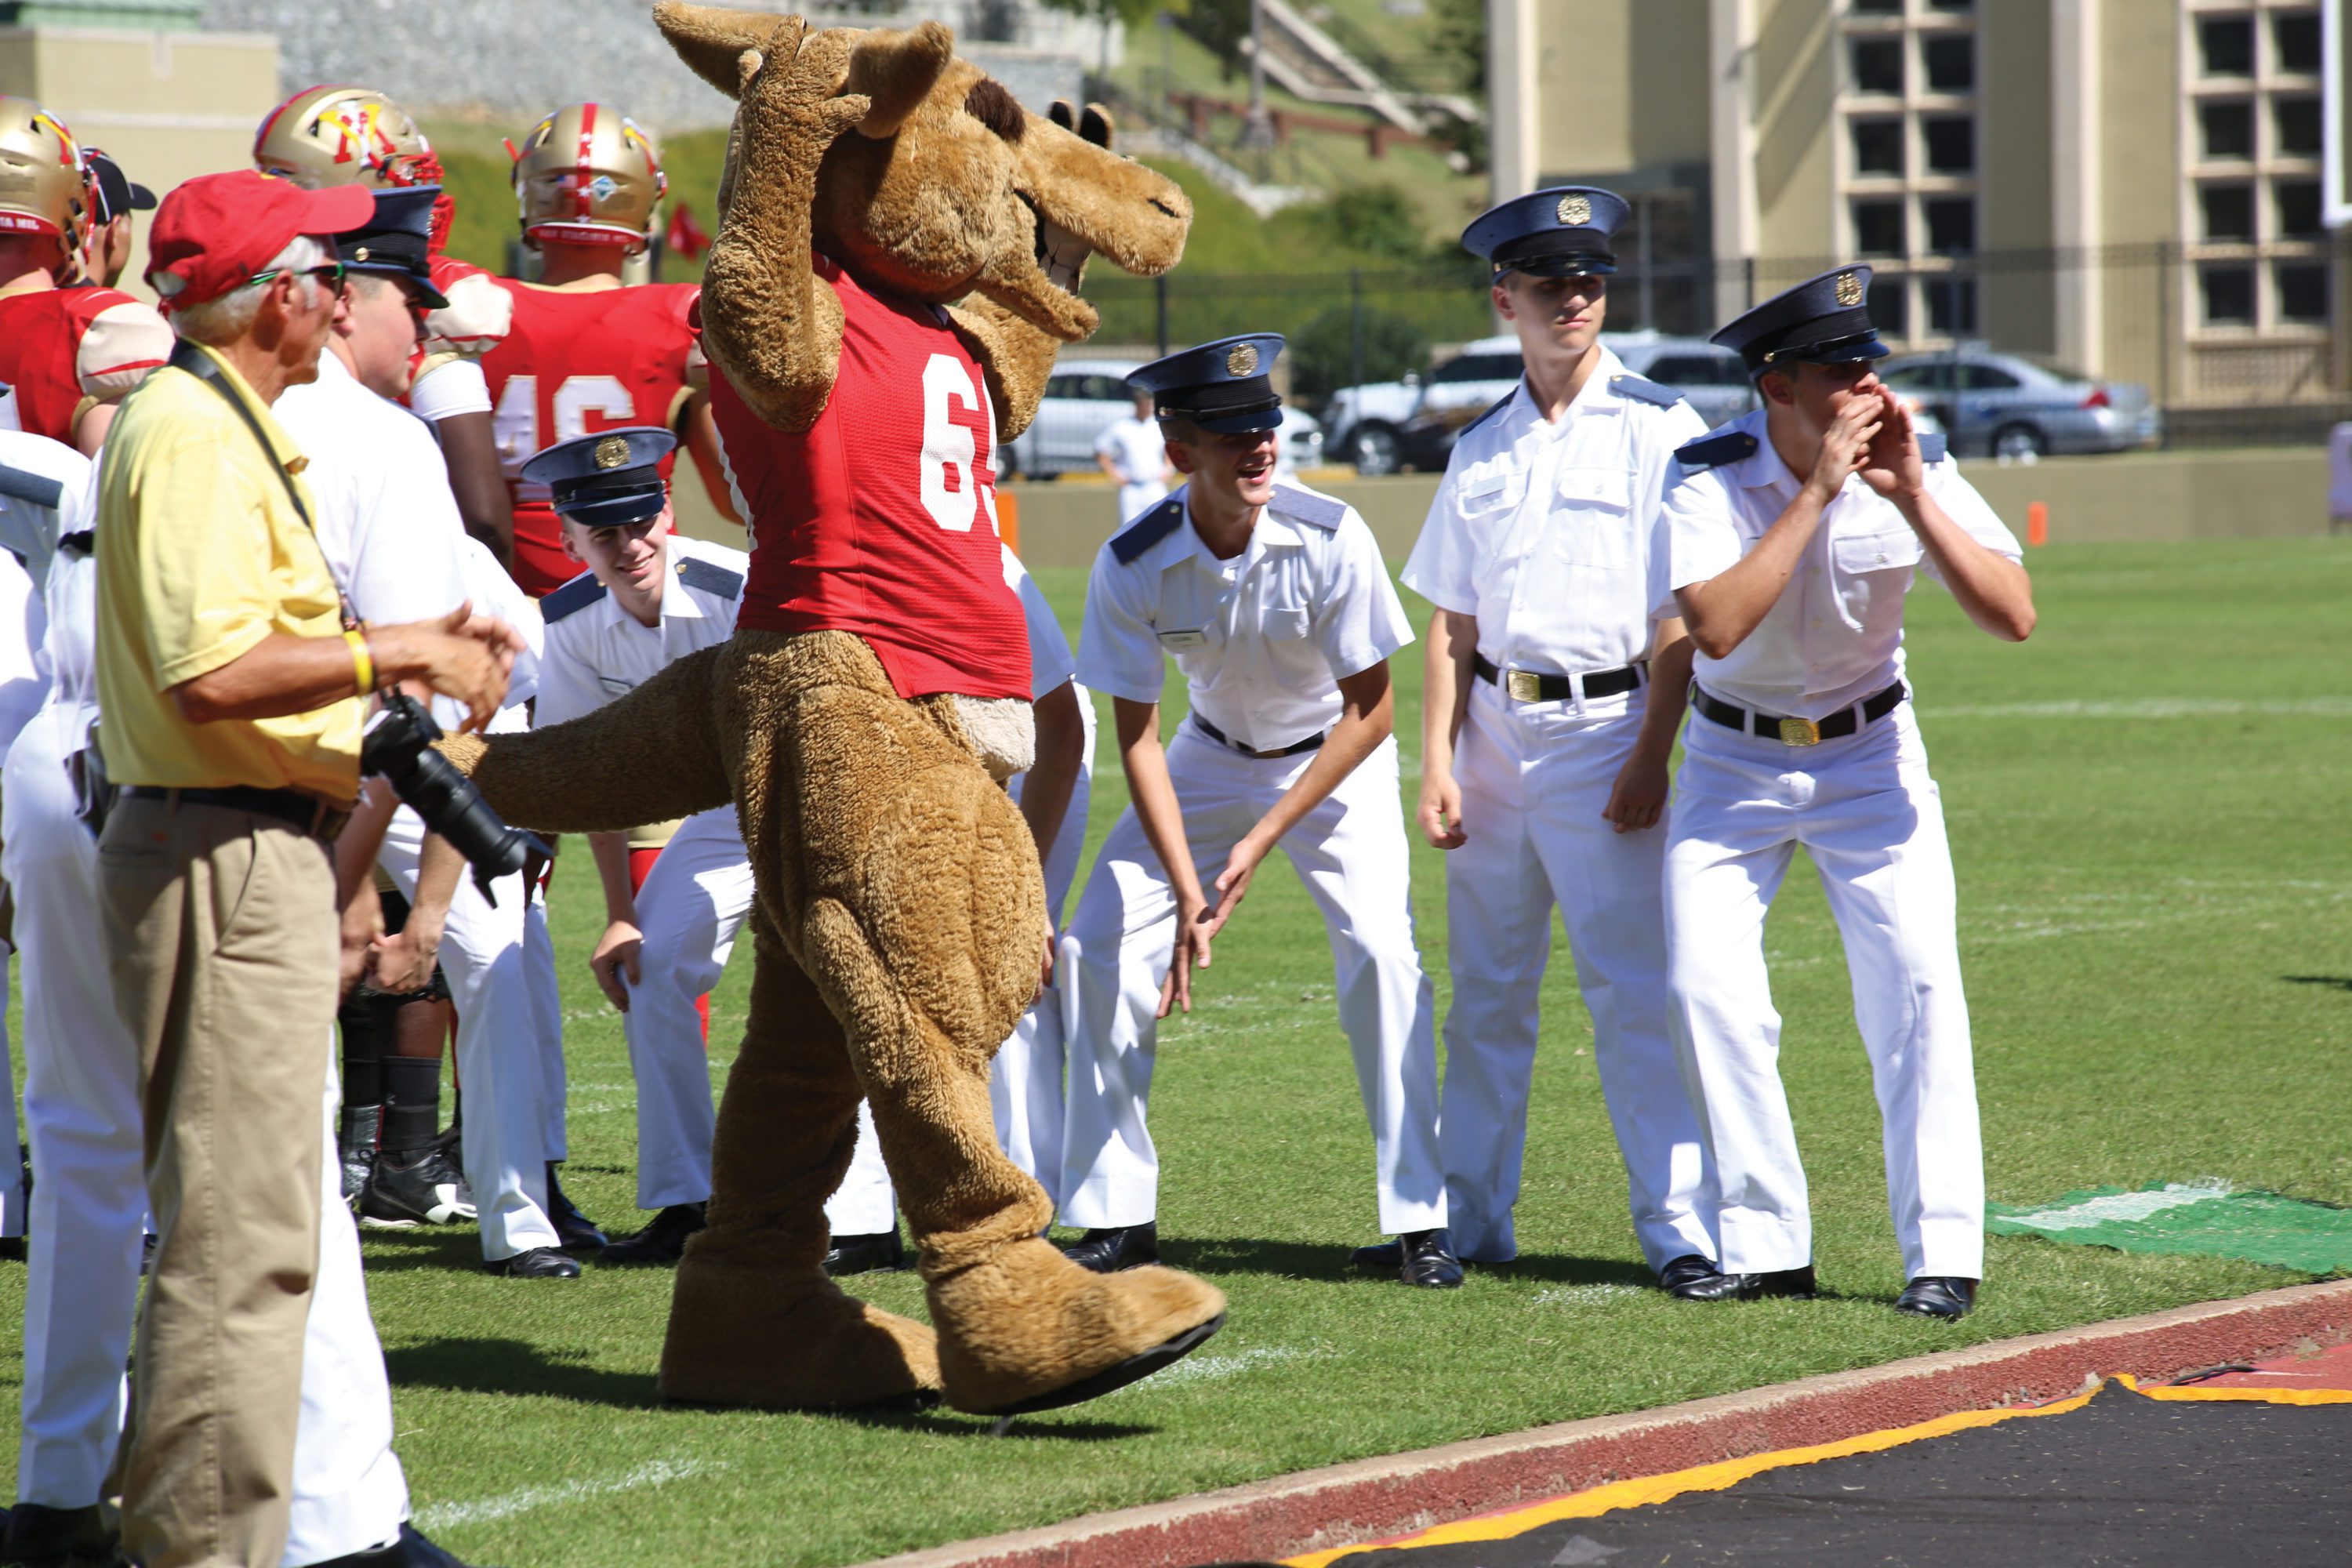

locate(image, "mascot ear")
[[847, 20, 955, 139], [655, 1, 790, 98], [1079, 103, 1114, 148], [1047, 100, 1076, 132]]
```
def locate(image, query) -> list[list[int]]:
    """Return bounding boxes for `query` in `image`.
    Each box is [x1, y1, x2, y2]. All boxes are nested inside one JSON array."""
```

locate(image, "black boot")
[[1060, 1223, 1159, 1273], [543, 1162, 605, 1250], [600, 1202, 708, 1267], [822, 1227, 906, 1277], [2, 1499, 116, 1563], [336, 1104, 382, 1209]]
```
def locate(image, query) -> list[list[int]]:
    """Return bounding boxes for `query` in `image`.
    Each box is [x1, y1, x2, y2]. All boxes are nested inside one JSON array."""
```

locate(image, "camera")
[[362, 692, 550, 904]]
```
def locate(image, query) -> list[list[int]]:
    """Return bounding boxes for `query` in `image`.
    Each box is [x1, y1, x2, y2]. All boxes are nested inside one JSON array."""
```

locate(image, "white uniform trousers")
[[1663, 702, 1984, 1281], [376, 809, 558, 1261], [1059, 728, 1446, 1234], [1440, 680, 1715, 1269], [522, 898, 568, 1163], [986, 737, 1094, 1208], [0, 956, 20, 1241]]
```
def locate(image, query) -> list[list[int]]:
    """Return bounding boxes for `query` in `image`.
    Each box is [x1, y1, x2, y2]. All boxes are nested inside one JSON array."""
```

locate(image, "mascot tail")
[[437, 642, 736, 834]]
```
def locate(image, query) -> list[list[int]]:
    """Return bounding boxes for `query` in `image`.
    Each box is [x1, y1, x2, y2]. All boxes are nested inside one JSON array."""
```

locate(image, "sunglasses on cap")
[[247, 260, 347, 292]]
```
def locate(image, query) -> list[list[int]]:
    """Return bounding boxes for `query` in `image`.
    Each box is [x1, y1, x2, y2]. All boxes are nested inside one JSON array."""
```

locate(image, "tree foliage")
[[1289, 302, 1432, 409]]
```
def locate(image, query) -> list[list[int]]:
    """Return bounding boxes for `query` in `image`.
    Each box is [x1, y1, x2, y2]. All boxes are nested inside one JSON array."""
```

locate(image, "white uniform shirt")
[[1078, 481, 1413, 753], [1094, 415, 1171, 524], [535, 533, 746, 728], [0, 434, 86, 731], [1403, 347, 1707, 677], [1657, 408, 2023, 720], [1004, 543, 1076, 701]]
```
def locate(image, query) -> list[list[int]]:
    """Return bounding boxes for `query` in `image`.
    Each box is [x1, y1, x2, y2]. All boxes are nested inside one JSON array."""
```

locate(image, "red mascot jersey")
[[713, 256, 1029, 702], [0, 286, 172, 445], [483, 278, 700, 596]]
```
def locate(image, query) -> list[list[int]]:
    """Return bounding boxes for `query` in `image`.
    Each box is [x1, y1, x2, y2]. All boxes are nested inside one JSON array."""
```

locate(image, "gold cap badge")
[[352, 245, 371, 262], [1557, 192, 1592, 226], [1226, 342, 1260, 377], [593, 435, 632, 470], [1835, 270, 1864, 307]]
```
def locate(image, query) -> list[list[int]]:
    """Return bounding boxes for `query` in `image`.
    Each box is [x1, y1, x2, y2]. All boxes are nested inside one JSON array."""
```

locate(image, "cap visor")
[[558, 488, 667, 529], [128, 183, 157, 212], [347, 264, 451, 312], [1189, 406, 1285, 434], [303, 183, 378, 235], [1499, 255, 1617, 278], [1809, 339, 1889, 364]]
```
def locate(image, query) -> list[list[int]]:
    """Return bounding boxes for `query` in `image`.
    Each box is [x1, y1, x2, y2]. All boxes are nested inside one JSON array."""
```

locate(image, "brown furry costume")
[[437, 7, 1228, 1416]]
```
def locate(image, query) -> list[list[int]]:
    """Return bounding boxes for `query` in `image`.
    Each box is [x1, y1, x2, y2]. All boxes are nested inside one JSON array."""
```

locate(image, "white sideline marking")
[[1125, 1345, 1329, 1391], [1926, 697, 2352, 720], [2000, 1181, 2232, 1232], [414, 1457, 723, 1531], [1534, 1284, 1646, 1305]]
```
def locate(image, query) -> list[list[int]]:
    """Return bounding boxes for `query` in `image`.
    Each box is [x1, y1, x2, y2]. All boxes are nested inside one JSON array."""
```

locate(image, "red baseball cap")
[[144, 169, 373, 312]]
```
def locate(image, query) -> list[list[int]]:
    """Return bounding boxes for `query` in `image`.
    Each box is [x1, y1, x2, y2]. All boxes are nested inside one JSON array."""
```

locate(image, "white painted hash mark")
[[414, 1457, 724, 1530], [2001, 1181, 2233, 1232], [1120, 1345, 1330, 1391], [1534, 1284, 1647, 1305]]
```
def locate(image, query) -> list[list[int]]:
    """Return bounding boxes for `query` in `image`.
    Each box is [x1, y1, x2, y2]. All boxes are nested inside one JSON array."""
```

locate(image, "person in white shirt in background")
[[1097, 388, 1172, 527]]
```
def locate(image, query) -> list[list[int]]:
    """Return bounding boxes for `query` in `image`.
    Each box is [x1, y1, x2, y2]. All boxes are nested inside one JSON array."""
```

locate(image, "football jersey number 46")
[[921, 353, 1000, 535], [492, 372, 635, 474]]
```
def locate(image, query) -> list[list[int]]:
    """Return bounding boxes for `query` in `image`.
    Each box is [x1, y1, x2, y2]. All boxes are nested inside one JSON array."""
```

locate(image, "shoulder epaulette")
[[1610, 373, 1685, 408], [1110, 494, 1185, 565], [1674, 430, 1759, 471], [1460, 392, 1513, 440], [1919, 432, 1948, 463], [540, 571, 608, 625], [0, 463, 64, 513], [1271, 483, 1347, 531], [677, 555, 744, 600]]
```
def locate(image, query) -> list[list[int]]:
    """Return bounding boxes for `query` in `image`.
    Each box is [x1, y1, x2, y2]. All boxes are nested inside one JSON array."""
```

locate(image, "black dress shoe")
[[543, 1162, 605, 1250], [2, 1499, 114, 1563], [822, 1228, 906, 1276], [0, 1239, 22, 1264], [1895, 1275, 1977, 1319], [308, 1522, 487, 1566], [1348, 1240, 1401, 1272], [1656, 1253, 1726, 1292], [1398, 1229, 1463, 1289], [1670, 1264, 1817, 1302], [600, 1202, 706, 1267], [485, 1246, 580, 1279], [1060, 1223, 1158, 1273]]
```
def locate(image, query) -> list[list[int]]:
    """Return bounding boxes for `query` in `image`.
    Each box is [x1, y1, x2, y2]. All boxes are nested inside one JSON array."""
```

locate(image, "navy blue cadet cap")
[[1127, 334, 1287, 434], [332, 186, 450, 310], [521, 426, 677, 530], [1461, 186, 1630, 278], [1713, 263, 1890, 376]]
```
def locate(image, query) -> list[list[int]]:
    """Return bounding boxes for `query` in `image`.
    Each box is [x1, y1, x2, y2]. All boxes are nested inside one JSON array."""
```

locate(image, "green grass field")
[[5, 535, 2350, 1565]]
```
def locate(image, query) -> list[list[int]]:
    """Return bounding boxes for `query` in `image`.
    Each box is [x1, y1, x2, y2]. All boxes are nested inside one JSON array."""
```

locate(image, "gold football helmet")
[[253, 85, 436, 190], [508, 103, 666, 252], [0, 96, 89, 252]]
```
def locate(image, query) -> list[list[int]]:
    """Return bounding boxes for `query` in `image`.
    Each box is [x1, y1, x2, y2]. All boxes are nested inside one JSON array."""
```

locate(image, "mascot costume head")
[[441, 6, 1229, 1417]]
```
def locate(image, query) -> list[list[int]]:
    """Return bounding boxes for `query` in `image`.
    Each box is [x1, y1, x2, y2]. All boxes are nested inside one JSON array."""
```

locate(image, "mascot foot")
[[927, 1236, 1228, 1415], [659, 1262, 942, 1410]]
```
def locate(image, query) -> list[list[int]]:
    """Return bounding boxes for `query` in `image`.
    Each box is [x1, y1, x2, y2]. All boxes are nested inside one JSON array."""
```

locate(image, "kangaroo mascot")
[[440, 5, 1226, 1414]]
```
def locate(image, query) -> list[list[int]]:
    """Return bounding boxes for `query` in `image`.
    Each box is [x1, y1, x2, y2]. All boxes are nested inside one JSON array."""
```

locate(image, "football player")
[[484, 102, 739, 599], [0, 97, 171, 456]]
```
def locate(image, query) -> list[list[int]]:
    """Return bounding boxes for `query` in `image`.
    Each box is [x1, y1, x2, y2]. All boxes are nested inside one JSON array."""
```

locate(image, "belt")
[[122, 785, 352, 840], [1191, 714, 1328, 759], [1692, 681, 1907, 747], [1474, 652, 1644, 703]]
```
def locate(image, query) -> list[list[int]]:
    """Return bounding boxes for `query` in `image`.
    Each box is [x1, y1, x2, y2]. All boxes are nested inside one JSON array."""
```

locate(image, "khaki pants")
[[97, 796, 340, 1568]]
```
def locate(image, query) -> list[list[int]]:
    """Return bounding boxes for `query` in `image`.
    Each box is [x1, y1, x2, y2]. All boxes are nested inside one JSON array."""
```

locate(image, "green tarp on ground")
[[1987, 1181, 2352, 1274]]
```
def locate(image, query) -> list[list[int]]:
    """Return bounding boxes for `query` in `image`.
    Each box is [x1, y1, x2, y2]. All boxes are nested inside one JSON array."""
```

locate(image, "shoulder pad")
[[1459, 392, 1513, 439], [1675, 430, 1759, 471], [1610, 373, 1685, 408], [677, 554, 743, 600], [1271, 483, 1347, 531], [1919, 433, 1948, 463], [540, 571, 608, 625], [0, 463, 64, 512], [1109, 494, 1185, 565]]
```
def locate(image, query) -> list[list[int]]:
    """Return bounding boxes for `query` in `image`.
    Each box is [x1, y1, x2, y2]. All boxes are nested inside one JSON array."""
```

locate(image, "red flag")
[[665, 201, 710, 260]]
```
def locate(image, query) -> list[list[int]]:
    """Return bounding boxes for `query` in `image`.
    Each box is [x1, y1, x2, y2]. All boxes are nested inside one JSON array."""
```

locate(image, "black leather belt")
[[122, 784, 352, 840], [1474, 652, 1643, 703], [1192, 714, 1327, 759], [1692, 681, 1907, 747]]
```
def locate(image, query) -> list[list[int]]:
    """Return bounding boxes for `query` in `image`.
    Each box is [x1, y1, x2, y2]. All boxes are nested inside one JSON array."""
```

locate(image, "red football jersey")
[[0, 286, 172, 446], [716, 256, 1029, 702], [483, 278, 699, 596]]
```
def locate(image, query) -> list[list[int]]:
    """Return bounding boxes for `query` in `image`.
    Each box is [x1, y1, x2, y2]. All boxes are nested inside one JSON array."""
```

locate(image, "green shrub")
[[1289, 303, 1429, 408]]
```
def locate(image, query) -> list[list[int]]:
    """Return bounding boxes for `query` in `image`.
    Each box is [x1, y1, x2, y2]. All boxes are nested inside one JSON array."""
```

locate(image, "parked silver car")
[[1000, 358, 1323, 480], [1878, 350, 2159, 459]]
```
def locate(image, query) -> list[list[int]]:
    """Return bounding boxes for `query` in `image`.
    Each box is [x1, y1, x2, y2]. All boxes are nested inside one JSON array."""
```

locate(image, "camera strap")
[[168, 339, 361, 635]]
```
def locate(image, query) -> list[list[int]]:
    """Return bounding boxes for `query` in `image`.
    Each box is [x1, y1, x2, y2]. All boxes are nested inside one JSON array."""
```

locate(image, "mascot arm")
[[701, 16, 871, 435]]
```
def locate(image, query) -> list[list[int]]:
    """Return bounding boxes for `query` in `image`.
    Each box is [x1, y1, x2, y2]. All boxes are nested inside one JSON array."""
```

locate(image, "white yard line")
[[415, 1457, 725, 1531], [1925, 696, 2352, 720]]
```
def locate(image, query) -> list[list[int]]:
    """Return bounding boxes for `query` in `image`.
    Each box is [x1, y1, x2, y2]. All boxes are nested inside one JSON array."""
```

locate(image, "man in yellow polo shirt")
[[95, 169, 517, 1568]]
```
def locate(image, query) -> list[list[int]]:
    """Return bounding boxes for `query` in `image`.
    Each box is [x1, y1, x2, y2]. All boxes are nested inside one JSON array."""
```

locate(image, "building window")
[[1851, 37, 1904, 94], [1924, 276, 1976, 337], [2199, 99, 2254, 161], [1922, 117, 1973, 173], [2275, 262, 2328, 322], [1921, 34, 1973, 93], [1923, 196, 1975, 253], [1837, 0, 1979, 345], [1925, 0, 1973, 10], [2272, 96, 2320, 158], [2271, 9, 2321, 74], [1851, 118, 1904, 176], [2181, 3, 2331, 339], [1867, 277, 1909, 337], [2274, 178, 2321, 238], [2200, 183, 2256, 241], [1849, 0, 1901, 14], [1853, 199, 1904, 256], [2200, 265, 2256, 325], [2198, 15, 2256, 77]]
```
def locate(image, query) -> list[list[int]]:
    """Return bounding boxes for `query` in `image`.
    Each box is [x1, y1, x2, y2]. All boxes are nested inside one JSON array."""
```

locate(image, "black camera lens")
[[363, 693, 548, 900]]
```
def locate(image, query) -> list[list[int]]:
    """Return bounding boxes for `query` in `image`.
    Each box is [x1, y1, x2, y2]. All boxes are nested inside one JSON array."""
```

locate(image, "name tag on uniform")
[[1158, 627, 1209, 649]]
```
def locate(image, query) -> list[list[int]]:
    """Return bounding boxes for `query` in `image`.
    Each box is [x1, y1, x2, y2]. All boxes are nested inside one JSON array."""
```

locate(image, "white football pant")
[[1440, 680, 1715, 1269], [1059, 729, 1446, 1235], [524, 897, 568, 1163], [1664, 702, 1984, 1281]]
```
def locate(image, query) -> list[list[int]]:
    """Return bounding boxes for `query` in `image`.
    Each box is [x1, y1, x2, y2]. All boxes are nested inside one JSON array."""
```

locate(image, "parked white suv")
[[1000, 358, 1324, 480]]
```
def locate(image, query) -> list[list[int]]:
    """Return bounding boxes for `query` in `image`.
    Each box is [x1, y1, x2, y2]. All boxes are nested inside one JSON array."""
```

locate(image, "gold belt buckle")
[[1506, 669, 1542, 702], [1778, 716, 1821, 747]]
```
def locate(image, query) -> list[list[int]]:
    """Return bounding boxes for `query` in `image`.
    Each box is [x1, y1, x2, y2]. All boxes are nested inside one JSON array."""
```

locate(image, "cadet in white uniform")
[[1060, 335, 1454, 1286], [1660, 264, 2035, 1319], [0, 463, 45, 1256], [1395, 187, 1722, 1291], [1096, 390, 1172, 525]]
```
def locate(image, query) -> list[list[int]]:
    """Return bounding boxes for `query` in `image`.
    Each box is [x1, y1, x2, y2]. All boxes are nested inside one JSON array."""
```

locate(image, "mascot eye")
[[964, 78, 1026, 144]]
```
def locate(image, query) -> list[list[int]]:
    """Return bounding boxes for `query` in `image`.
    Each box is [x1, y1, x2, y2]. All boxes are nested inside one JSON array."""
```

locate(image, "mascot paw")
[[659, 1264, 942, 1410], [926, 1236, 1228, 1415]]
